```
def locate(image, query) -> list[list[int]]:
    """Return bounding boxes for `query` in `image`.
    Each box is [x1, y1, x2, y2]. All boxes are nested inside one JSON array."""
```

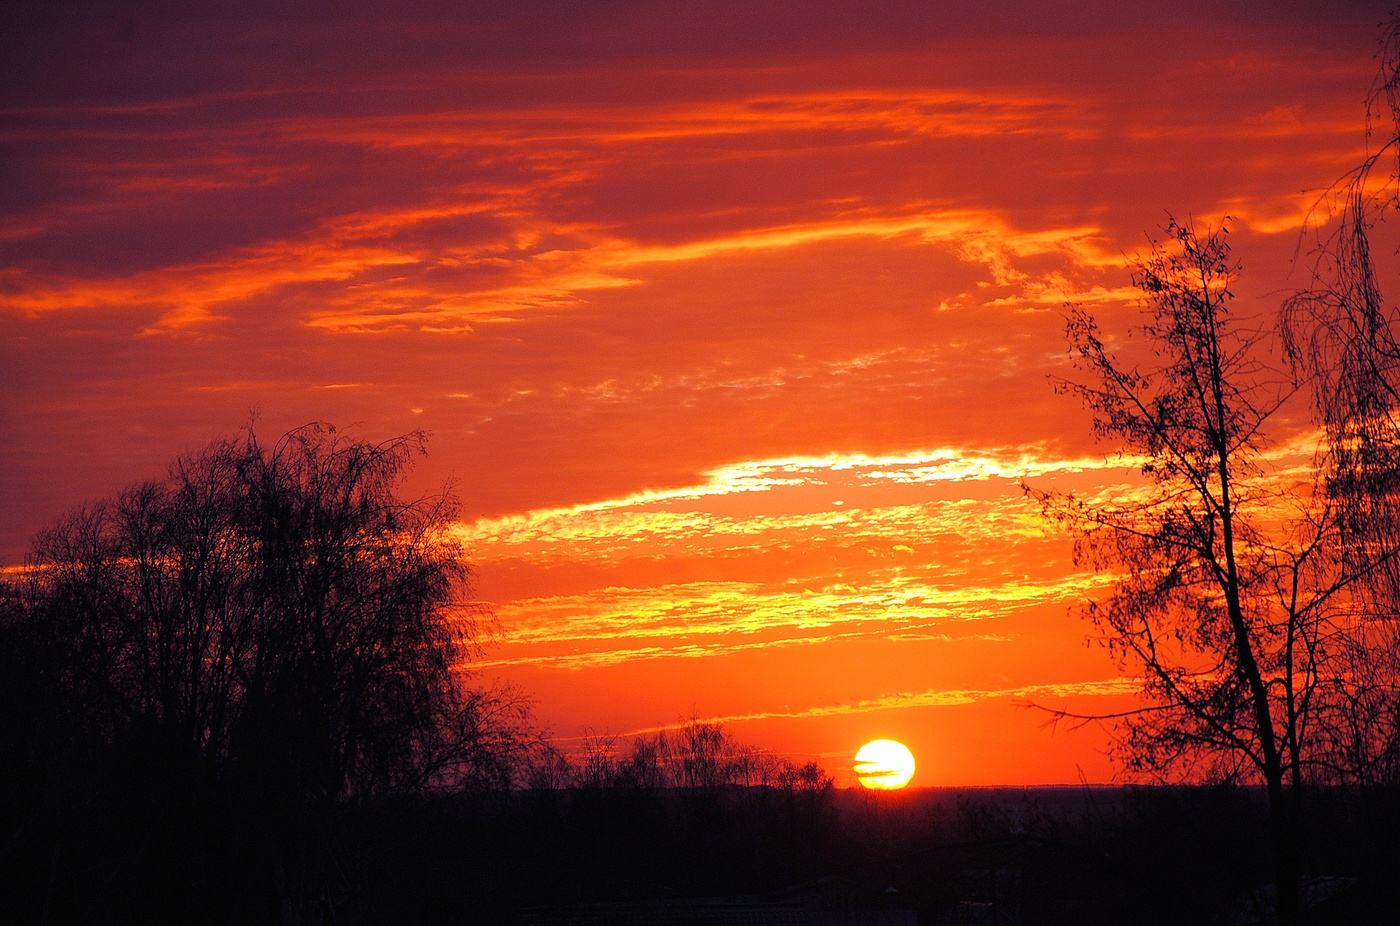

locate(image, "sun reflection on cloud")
[[622, 678, 1141, 735], [457, 446, 1126, 557], [459, 448, 1124, 680]]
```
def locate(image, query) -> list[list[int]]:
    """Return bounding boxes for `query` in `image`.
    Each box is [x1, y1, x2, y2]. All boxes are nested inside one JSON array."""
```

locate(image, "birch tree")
[[1029, 221, 1354, 926]]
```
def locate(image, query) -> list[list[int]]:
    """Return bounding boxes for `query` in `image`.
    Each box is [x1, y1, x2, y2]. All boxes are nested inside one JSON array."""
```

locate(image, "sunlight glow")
[[855, 739, 916, 790]]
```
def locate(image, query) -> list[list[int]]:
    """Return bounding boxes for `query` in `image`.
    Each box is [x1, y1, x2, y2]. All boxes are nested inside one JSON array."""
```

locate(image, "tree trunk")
[[1266, 771, 1300, 926]]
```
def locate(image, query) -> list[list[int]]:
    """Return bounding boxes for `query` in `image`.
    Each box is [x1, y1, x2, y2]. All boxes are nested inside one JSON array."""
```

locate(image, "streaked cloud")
[[457, 446, 1127, 557], [477, 572, 1105, 669], [623, 678, 1141, 735], [0, 2, 1379, 783]]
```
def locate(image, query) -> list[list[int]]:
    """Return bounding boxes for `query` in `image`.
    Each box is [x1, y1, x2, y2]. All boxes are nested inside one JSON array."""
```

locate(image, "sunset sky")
[[2, 1, 1391, 785]]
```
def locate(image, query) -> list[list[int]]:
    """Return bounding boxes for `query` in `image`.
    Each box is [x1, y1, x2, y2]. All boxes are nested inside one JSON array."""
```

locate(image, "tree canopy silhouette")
[[1281, 16, 1400, 789], [1026, 221, 1368, 926], [0, 424, 530, 922]]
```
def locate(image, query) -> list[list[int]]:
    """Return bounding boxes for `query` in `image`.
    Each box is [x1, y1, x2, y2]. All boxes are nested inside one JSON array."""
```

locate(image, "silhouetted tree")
[[1028, 221, 1364, 926], [555, 719, 831, 796], [1282, 16, 1400, 789], [2, 424, 531, 922]]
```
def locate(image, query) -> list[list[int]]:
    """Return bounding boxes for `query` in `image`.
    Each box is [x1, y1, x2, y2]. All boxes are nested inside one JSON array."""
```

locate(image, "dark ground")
[[358, 783, 1399, 925], [5, 780, 1399, 924]]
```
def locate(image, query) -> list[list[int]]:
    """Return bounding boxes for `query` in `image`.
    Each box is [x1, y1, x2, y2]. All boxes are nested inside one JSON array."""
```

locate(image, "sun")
[[854, 739, 915, 790]]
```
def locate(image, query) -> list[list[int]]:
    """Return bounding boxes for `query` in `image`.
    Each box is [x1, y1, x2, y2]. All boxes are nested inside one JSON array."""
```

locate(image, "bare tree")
[[1281, 17, 1400, 789], [1028, 221, 1358, 926], [6, 424, 532, 920]]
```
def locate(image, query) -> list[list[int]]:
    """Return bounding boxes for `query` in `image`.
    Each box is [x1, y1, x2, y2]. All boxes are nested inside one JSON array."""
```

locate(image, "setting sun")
[[854, 739, 916, 790], [4, 3, 1396, 920], [0, 0, 1381, 794]]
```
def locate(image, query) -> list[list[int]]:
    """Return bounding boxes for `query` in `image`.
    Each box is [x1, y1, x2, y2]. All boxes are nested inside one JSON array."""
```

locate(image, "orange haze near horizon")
[[1, 1, 1389, 785]]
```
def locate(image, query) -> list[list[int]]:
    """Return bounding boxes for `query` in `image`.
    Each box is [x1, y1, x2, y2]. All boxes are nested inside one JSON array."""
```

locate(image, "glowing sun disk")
[[854, 738, 915, 790]]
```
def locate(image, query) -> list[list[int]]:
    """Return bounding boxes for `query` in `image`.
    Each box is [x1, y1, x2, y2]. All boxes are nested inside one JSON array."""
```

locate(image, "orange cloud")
[[0, 3, 1380, 785], [622, 678, 1140, 734]]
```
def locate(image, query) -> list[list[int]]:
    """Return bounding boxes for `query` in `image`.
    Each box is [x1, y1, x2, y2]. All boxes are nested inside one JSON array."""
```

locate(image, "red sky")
[[1, 0, 1391, 785]]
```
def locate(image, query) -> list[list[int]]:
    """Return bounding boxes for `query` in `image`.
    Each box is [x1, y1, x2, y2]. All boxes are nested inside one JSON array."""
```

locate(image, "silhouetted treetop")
[[37, 424, 530, 797], [1027, 220, 1373, 926], [2, 424, 534, 921]]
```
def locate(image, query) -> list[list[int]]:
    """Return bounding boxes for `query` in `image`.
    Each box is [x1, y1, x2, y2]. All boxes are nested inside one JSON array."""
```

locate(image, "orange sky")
[[0, 1, 1390, 785]]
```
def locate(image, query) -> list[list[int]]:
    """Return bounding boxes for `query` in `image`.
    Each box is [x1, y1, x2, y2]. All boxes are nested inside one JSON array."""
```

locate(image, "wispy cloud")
[[622, 678, 1140, 735], [458, 445, 1127, 554], [0, 3, 1376, 783], [476, 571, 1106, 669]]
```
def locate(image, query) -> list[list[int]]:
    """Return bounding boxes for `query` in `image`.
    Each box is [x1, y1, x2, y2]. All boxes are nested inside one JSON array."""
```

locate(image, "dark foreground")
[[7, 781, 1399, 925], [381, 784, 1399, 926]]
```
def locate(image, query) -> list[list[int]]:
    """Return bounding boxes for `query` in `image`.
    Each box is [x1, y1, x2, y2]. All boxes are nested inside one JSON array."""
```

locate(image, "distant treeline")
[[528, 721, 835, 794]]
